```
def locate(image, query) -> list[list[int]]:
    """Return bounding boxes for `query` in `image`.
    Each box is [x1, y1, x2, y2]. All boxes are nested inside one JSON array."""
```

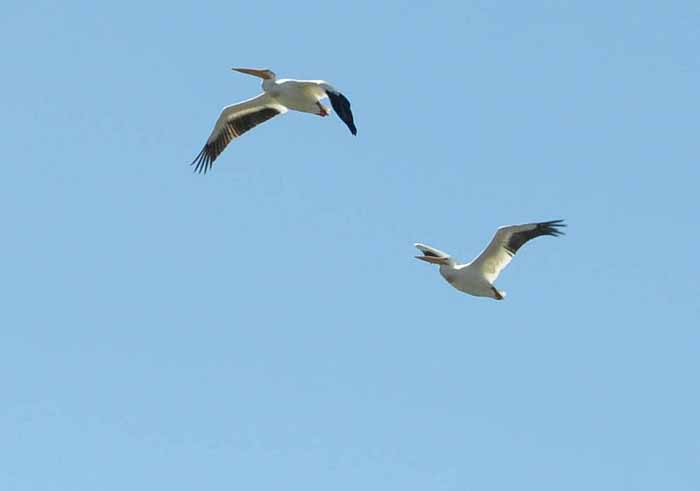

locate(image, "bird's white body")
[[438, 262, 503, 299], [415, 220, 565, 300], [263, 78, 332, 115]]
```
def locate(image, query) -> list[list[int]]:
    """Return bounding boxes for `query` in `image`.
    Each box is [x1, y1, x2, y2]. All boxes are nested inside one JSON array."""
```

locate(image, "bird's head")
[[232, 67, 277, 80], [414, 243, 452, 265]]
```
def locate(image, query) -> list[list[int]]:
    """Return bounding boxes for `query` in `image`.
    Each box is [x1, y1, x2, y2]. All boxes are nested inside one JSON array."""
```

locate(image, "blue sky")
[[1, 1, 699, 489]]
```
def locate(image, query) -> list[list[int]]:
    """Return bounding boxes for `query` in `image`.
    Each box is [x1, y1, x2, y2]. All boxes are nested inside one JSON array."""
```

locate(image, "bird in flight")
[[191, 68, 357, 173], [414, 220, 565, 300]]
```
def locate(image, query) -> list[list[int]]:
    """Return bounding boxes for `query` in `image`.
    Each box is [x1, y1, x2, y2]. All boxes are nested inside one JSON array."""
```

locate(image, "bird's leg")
[[491, 286, 504, 300], [316, 102, 329, 117]]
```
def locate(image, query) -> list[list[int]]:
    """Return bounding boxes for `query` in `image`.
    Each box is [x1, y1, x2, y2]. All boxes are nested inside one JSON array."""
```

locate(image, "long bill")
[[232, 67, 273, 79], [415, 255, 450, 265]]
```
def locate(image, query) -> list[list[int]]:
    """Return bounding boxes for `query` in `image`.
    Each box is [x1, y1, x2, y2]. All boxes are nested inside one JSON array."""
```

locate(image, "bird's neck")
[[439, 262, 458, 275], [261, 78, 276, 91], [441, 258, 458, 269]]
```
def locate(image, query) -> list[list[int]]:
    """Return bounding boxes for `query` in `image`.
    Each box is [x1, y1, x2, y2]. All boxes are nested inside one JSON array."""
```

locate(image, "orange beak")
[[415, 255, 450, 265], [232, 68, 273, 79]]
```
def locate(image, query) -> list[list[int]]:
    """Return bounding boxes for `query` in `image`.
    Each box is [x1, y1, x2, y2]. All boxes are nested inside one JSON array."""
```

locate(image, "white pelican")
[[415, 220, 565, 300], [191, 68, 357, 173]]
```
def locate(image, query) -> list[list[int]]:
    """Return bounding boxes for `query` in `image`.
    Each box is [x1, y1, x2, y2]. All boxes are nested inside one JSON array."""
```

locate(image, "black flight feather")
[[326, 90, 357, 135], [504, 220, 566, 255]]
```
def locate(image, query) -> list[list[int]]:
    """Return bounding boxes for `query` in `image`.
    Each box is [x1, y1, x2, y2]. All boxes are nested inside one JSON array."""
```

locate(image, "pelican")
[[191, 68, 357, 173], [415, 220, 566, 300]]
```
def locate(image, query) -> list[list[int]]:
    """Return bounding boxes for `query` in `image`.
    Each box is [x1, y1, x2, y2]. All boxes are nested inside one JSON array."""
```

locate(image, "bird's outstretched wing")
[[191, 93, 288, 174], [470, 220, 566, 283]]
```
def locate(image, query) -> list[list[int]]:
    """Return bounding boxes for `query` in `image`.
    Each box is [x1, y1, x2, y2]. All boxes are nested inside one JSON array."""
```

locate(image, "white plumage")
[[191, 68, 357, 173], [415, 220, 565, 300]]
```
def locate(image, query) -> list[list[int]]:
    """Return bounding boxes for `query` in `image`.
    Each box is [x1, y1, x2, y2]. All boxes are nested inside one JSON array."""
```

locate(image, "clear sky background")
[[1, 1, 699, 489]]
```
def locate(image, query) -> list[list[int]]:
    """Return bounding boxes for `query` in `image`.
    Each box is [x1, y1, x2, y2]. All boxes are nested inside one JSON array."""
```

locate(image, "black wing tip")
[[327, 90, 357, 136], [538, 219, 567, 236], [190, 146, 215, 174]]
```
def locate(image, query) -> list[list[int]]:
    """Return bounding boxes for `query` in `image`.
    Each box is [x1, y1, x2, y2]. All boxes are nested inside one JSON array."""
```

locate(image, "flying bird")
[[414, 220, 565, 300], [191, 68, 357, 173]]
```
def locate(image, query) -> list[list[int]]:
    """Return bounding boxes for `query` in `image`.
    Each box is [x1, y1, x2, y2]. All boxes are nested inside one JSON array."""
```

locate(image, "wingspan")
[[470, 220, 566, 283], [191, 94, 288, 174]]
